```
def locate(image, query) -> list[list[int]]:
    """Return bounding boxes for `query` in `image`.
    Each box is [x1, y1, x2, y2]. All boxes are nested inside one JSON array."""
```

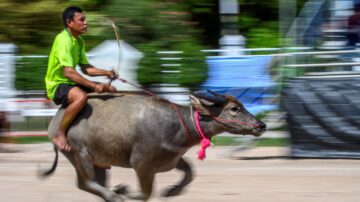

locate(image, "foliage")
[[102, 0, 208, 88], [183, 0, 219, 47], [0, 0, 108, 54], [0, 0, 109, 92], [246, 22, 280, 48], [137, 41, 207, 88], [0, 0, 66, 54], [15, 57, 48, 90], [237, 0, 308, 49]]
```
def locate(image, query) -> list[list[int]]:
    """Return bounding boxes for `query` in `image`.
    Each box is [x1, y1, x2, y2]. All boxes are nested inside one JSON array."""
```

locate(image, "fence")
[[4, 47, 360, 134]]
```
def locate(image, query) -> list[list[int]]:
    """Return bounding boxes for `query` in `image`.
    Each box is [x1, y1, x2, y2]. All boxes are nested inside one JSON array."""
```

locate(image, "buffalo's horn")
[[207, 90, 223, 97], [192, 91, 226, 106], [207, 90, 227, 104]]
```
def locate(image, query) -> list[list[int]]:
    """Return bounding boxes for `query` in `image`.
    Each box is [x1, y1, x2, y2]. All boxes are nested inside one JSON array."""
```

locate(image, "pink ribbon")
[[194, 111, 211, 160]]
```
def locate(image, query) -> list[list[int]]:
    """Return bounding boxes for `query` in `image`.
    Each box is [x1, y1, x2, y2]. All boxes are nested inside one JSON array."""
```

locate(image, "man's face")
[[67, 12, 88, 35]]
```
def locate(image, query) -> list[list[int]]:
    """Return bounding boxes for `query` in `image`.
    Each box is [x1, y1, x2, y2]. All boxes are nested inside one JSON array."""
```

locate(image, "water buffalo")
[[41, 91, 266, 202]]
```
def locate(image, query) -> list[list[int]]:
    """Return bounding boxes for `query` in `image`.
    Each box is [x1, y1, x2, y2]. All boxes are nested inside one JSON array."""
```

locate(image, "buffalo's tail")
[[38, 145, 58, 179]]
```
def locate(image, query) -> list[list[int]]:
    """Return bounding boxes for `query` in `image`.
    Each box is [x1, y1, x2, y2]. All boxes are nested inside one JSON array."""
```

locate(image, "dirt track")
[[0, 143, 360, 202]]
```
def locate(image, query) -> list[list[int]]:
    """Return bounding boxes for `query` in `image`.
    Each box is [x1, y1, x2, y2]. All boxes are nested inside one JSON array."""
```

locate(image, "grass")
[[212, 136, 290, 147], [0, 136, 50, 144], [255, 137, 290, 147]]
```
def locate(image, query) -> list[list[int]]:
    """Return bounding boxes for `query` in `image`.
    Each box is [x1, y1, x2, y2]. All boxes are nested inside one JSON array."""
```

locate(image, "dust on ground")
[[0, 143, 359, 202]]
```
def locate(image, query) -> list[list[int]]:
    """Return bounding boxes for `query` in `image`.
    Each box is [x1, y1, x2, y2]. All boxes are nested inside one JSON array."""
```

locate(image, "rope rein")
[[210, 116, 261, 128], [114, 77, 193, 143], [171, 103, 192, 143], [190, 106, 201, 138], [116, 78, 156, 96]]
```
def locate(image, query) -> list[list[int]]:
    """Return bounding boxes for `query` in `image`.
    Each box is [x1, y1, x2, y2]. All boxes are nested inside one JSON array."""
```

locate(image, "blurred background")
[[1, 0, 360, 158]]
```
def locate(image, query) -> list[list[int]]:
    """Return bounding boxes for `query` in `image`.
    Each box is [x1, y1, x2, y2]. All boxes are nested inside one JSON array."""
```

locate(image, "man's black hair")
[[62, 6, 83, 28]]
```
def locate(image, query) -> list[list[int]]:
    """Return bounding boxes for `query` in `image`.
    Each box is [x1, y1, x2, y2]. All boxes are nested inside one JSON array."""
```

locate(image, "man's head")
[[62, 6, 88, 36]]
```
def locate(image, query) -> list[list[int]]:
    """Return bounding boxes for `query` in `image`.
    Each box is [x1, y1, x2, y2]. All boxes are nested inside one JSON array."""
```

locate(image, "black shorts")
[[53, 84, 93, 107]]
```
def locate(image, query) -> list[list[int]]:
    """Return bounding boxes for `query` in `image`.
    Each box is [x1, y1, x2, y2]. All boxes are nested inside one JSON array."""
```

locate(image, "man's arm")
[[79, 64, 115, 78], [64, 66, 96, 88], [64, 66, 108, 92]]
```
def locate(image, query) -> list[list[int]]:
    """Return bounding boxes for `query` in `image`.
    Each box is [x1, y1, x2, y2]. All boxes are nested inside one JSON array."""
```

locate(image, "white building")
[[80, 40, 143, 91]]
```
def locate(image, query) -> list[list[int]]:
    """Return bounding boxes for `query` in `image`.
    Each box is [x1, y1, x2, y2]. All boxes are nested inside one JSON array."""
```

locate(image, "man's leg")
[[52, 87, 88, 151]]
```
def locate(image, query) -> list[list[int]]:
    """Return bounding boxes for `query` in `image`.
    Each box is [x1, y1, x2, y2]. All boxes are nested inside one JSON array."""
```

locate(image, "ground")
[[0, 143, 359, 202]]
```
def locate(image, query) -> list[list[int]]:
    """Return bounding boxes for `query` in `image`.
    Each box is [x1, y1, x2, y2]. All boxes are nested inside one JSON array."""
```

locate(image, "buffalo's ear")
[[189, 93, 215, 115]]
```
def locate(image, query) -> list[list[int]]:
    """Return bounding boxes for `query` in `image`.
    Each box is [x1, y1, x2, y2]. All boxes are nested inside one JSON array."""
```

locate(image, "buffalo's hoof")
[[111, 184, 129, 195], [104, 193, 124, 202], [106, 195, 123, 202], [162, 185, 183, 197]]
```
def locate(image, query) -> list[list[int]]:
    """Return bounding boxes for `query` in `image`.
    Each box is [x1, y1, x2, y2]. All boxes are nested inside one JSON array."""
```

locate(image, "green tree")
[[0, 0, 106, 54], [0, 0, 65, 54], [102, 0, 208, 88], [0, 0, 107, 90], [238, 0, 308, 48]]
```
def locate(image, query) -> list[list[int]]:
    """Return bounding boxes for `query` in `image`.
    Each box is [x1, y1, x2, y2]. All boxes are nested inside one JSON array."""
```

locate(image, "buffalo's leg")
[[72, 148, 123, 202], [121, 169, 155, 201], [162, 158, 193, 197], [94, 165, 108, 187], [110, 184, 129, 195]]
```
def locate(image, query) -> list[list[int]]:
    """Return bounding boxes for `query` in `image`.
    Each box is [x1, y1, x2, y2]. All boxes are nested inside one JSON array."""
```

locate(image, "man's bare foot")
[[52, 132, 71, 152]]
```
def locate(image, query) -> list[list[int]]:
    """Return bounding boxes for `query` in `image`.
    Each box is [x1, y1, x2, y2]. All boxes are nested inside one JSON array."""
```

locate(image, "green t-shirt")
[[45, 29, 88, 99]]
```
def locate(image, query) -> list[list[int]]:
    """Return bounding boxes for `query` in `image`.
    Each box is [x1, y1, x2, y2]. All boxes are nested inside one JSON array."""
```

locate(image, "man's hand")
[[94, 83, 117, 93], [94, 83, 109, 93], [107, 70, 118, 80]]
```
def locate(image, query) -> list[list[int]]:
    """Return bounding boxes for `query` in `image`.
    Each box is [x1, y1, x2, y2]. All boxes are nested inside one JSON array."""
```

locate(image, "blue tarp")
[[201, 56, 277, 115], [202, 56, 275, 88]]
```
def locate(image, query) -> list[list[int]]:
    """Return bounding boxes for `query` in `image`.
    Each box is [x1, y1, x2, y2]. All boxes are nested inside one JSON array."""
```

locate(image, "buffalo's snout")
[[254, 121, 266, 136], [258, 121, 266, 131]]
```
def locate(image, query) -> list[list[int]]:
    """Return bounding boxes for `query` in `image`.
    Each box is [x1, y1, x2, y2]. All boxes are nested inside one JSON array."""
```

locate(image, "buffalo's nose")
[[258, 122, 266, 130]]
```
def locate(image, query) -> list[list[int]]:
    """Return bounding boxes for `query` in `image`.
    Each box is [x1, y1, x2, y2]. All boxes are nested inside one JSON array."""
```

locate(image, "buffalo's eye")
[[230, 106, 239, 112]]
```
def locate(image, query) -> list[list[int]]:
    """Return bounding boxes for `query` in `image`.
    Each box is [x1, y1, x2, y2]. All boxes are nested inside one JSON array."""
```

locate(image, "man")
[[45, 6, 116, 152]]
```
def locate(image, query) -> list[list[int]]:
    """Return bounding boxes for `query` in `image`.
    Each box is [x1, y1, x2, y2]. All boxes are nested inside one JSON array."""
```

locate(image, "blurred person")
[[0, 112, 7, 135], [0, 111, 13, 153], [346, 4, 360, 47], [45, 6, 117, 152]]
